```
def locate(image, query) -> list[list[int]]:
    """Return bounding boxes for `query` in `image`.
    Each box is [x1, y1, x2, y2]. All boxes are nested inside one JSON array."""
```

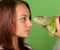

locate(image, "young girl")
[[0, 0, 32, 50]]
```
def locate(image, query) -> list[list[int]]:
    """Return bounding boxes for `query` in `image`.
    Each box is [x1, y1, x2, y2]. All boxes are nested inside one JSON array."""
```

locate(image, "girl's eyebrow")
[[21, 15, 29, 17]]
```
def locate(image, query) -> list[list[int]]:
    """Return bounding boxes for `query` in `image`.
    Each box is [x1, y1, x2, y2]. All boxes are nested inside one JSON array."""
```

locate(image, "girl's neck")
[[12, 36, 20, 50]]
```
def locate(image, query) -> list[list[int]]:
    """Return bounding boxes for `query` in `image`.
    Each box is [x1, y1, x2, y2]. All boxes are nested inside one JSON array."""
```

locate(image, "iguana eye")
[[38, 18, 41, 19]]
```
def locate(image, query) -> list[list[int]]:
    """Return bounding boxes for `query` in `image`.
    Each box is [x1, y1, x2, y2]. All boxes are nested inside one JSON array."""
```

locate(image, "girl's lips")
[[26, 30, 30, 31], [26, 30, 30, 32]]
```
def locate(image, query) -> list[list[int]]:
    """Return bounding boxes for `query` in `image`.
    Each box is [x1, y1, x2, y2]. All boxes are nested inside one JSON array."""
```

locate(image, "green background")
[[24, 0, 60, 50]]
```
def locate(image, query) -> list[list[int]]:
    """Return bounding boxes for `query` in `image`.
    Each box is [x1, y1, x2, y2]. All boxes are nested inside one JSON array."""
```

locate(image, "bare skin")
[[55, 15, 60, 38]]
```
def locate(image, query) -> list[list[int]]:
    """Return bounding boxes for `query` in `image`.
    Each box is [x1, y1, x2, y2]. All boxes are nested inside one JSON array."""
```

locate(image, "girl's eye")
[[20, 17, 26, 22]]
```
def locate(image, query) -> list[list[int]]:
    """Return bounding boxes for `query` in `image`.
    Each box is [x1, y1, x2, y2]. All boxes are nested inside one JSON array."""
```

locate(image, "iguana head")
[[34, 16, 56, 37]]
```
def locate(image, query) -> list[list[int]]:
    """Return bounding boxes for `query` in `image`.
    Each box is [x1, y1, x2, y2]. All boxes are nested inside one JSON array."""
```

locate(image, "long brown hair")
[[0, 0, 31, 50]]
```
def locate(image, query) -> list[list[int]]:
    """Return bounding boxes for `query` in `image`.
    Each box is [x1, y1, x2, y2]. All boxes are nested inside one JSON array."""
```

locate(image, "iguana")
[[33, 16, 57, 37]]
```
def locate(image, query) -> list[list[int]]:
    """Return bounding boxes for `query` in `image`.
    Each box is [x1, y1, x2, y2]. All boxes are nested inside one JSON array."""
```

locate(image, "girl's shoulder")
[[0, 45, 4, 50], [24, 43, 33, 50]]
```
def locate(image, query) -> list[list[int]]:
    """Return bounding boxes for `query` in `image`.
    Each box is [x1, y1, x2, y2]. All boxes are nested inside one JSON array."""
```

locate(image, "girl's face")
[[15, 4, 32, 38]]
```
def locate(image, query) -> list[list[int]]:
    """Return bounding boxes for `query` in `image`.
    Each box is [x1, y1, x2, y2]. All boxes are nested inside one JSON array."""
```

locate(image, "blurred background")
[[24, 0, 60, 50]]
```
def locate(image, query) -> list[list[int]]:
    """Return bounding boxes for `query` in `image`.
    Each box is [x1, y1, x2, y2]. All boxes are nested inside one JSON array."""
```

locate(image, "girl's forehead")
[[15, 3, 26, 8], [15, 4, 30, 17]]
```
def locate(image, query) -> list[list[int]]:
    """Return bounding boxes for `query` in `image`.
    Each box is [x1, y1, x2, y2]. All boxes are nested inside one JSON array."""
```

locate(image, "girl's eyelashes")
[[19, 15, 30, 22], [20, 17, 26, 22]]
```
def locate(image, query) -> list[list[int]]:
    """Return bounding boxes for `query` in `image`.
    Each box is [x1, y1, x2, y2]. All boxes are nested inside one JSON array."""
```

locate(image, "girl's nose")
[[26, 20, 32, 27]]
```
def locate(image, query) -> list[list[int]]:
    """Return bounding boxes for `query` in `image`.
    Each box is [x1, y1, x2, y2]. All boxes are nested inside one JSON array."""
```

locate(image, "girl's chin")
[[19, 34, 29, 38]]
